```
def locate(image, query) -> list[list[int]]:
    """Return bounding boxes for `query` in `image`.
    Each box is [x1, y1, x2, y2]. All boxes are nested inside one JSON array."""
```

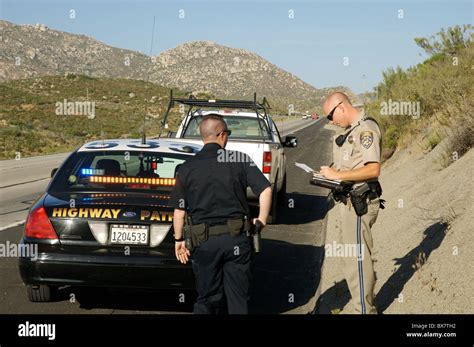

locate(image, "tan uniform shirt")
[[333, 111, 381, 172]]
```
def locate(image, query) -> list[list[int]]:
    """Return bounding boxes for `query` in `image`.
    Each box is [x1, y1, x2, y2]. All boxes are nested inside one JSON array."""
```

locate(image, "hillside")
[[0, 75, 187, 159], [365, 25, 473, 162]]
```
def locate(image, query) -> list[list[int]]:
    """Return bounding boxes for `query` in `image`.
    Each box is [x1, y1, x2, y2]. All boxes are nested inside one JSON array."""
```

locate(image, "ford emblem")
[[123, 211, 136, 218]]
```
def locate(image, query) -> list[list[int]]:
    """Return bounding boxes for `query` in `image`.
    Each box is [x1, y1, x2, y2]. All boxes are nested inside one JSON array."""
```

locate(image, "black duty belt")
[[339, 191, 379, 204], [333, 180, 382, 205], [208, 224, 230, 236]]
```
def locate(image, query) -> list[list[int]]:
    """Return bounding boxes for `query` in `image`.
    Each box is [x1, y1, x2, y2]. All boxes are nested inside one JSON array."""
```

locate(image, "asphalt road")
[[0, 153, 68, 230], [0, 119, 333, 314], [250, 119, 333, 314]]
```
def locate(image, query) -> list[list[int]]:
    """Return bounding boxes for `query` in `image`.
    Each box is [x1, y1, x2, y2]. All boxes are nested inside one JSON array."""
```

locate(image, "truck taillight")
[[263, 151, 272, 174], [25, 207, 58, 239]]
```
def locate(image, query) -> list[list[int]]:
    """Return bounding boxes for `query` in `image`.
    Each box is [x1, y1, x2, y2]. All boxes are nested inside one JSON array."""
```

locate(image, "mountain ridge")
[[0, 20, 356, 112]]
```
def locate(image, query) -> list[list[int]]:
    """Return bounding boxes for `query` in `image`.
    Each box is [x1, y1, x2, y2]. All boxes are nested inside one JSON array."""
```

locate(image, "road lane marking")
[[0, 220, 25, 232], [0, 177, 50, 189], [281, 119, 321, 136]]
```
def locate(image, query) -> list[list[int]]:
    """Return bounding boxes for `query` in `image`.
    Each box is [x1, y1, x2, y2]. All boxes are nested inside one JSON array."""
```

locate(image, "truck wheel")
[[26, 284, 56, 302]]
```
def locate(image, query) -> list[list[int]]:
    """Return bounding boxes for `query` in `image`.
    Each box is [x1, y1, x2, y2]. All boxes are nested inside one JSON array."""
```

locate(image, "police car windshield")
[[184, 115, 272, 140], [49, 150, 188, 193]]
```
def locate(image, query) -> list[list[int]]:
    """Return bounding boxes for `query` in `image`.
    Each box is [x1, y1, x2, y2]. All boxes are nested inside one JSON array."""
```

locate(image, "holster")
[[349, 193, 368, 216], [349, 183, 371, 216], [331, 181, 383, 215]]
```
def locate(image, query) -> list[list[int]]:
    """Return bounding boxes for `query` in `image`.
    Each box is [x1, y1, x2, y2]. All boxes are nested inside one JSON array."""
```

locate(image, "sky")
[[1, 0, 472, 93]]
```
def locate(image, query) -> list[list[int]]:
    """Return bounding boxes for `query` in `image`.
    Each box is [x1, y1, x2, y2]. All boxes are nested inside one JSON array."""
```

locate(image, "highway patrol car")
[[18, 138, 201, 302]]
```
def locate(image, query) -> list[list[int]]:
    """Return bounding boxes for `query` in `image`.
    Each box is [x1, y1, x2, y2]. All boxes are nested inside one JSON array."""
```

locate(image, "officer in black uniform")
[[170, 114, 272, 314]]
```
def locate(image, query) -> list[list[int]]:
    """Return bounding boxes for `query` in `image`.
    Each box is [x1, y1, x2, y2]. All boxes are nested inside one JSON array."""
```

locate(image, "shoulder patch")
[[360, 131, 374, 149]]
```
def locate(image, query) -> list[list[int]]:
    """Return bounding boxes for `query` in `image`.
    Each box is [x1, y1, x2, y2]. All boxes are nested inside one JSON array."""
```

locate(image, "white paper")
[[295, 162, 344, 183], [294, 162, 315, 173]]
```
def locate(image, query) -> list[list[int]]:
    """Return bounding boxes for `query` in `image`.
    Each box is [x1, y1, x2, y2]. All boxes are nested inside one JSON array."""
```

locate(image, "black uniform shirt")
[[169, 142, 271, 225]]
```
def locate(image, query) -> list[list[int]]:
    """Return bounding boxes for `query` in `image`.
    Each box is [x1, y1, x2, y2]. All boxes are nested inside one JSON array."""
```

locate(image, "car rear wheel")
[[27, 284, 57, 302]]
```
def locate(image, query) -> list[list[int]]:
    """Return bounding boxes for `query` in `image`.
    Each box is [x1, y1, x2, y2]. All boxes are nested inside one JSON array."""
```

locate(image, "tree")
[[376, 66, 407, 98], [414, 24, 473, 56]]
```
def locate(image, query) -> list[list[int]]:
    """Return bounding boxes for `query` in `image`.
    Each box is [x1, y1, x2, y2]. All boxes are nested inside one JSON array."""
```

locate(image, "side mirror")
[[51, 168, 58, 178], [167, 131, 177, 138], [284, 136, 298, 148]]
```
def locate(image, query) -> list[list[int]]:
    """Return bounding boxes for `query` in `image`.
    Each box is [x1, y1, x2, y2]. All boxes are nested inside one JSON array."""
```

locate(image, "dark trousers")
[[192, 233, 251, 314]]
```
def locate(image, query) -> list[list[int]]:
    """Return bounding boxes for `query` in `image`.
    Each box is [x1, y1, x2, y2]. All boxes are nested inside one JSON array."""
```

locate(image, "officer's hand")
[[175, 241, 190, 264], [252, 218, 266, 228], [320, 166, 340, 180]]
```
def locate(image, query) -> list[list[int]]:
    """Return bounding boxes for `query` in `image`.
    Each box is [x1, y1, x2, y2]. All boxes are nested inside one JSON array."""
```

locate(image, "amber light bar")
[[89, 176, 176, 186]]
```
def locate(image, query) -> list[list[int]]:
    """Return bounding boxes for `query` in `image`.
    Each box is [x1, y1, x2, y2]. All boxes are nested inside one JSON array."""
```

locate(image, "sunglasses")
[[326, 101, 343, 121], [217, 129, 232, 137]]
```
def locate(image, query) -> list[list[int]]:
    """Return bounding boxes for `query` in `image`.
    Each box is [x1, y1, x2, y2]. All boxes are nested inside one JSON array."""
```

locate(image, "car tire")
[[27, 284, 56, 302]]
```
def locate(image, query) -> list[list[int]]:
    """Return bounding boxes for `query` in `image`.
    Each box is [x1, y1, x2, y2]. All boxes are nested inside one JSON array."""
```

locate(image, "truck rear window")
[[184, 116, 272, 140]]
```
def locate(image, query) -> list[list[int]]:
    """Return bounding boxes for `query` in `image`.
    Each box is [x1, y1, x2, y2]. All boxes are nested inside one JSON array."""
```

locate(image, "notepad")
[[294, 162, 352, 190]]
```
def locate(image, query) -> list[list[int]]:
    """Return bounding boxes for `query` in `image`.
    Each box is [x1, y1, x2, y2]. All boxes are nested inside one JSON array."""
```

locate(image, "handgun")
[[252, 220, 264, 253]]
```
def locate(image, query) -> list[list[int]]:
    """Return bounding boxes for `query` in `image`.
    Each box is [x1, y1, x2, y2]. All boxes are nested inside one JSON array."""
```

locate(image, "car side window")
[[183, 116, 202, 137]]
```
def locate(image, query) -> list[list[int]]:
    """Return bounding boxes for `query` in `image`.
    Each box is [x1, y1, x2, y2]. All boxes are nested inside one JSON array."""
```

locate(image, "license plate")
[[110, 224, 149, 245]]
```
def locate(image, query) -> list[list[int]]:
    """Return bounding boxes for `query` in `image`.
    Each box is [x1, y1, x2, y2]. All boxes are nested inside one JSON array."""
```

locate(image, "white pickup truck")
[[162, 94, 298, 223]]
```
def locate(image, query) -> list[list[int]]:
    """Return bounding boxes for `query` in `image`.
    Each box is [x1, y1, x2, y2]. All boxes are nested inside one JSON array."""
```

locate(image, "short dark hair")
[[201, 114, 225, 123], [199, 114, 227, 139]]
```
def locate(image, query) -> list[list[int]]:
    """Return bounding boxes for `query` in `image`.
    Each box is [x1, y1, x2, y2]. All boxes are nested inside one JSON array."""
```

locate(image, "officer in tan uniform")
[[319, 92, 383, 314]]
